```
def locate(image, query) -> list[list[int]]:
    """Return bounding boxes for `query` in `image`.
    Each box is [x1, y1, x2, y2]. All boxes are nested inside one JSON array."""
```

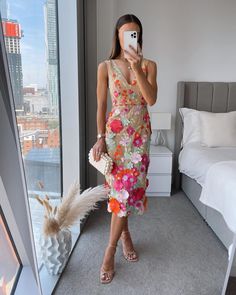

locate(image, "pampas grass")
[[35, 181, 109, 236]]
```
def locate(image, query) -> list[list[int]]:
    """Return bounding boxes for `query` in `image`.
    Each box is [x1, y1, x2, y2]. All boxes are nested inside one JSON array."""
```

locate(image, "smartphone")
[[123, 30, 138, 59]]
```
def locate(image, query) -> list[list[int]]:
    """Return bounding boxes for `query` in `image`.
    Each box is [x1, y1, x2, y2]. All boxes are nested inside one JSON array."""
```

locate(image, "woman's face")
[[118, 22, 140, 50]]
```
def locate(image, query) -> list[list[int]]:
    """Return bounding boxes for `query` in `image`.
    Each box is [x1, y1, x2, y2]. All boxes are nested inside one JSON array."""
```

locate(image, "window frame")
[[0, 0, 88, 292]]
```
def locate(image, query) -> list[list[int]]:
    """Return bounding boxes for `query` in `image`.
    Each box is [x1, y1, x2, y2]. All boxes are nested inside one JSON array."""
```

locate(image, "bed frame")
[[173, 81, 236, 250]]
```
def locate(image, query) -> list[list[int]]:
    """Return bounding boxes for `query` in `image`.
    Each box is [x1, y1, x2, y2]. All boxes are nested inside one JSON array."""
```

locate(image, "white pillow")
[[179, 107, 201, 148], [200, 111, 236, 147]]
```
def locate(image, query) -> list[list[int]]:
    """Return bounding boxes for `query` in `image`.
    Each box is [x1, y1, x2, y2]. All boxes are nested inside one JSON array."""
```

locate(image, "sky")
[[5, 0, 48, 88]]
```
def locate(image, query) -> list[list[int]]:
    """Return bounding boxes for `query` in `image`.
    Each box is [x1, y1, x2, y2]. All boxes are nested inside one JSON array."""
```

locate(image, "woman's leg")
[[109, 213, 127, 245], [121, 216, 138, 260], [122, 216, 129, 232], [101, 213, 127, 273]]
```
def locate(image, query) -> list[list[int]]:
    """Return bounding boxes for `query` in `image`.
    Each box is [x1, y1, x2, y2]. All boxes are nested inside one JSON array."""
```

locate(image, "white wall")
[[97, 0, 236, 152]]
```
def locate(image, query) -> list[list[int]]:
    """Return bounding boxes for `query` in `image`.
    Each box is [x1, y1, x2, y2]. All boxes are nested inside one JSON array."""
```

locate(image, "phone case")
[[124, 31, 137, 58]]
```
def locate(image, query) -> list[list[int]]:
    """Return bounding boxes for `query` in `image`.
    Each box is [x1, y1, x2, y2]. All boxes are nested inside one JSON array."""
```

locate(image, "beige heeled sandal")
[[100, 244, 116, 284], [121, 230, 139, 262]]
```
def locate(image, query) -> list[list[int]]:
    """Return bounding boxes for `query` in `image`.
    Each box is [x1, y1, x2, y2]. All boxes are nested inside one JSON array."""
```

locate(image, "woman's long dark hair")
[[108, 14, 143, 59]]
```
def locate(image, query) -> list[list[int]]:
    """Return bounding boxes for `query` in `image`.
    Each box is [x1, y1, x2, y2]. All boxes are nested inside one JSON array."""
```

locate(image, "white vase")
[[39, 228, 72, 275]]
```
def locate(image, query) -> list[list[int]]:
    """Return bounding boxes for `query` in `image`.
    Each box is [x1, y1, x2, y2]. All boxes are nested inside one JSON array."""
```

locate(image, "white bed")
[[178, 142, 236, 187], [177, 122, 236, 253], [173, 82, 236, 294], [178, 142, 236, 259]]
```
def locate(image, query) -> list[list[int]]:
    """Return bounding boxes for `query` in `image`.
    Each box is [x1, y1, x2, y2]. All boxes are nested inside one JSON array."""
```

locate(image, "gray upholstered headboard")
[[173, 81, 236, 190]]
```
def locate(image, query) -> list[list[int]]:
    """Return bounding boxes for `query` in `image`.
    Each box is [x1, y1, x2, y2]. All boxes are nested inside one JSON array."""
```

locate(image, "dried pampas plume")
[[36, 181, 109, 236]]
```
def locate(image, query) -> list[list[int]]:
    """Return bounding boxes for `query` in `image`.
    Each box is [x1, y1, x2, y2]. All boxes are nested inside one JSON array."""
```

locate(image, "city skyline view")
[[3, 0, 47, 88], [0, 0, 61, 275]]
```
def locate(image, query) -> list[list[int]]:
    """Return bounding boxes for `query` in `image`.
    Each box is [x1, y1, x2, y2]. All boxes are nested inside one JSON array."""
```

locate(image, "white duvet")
[[199, 161, 236, 259], [178, 142, 236, 186], [179, 142, 236, 259], [199, 161, 236, 234]]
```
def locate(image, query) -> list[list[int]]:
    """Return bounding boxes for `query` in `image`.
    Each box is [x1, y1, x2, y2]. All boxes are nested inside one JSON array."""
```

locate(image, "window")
[[0, 0, 62, 267], [1, 0, 83, 292]]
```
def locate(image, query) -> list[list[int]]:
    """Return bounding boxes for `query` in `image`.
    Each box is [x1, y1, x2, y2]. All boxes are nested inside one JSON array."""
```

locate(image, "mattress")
[[178, 142, 236, 186]]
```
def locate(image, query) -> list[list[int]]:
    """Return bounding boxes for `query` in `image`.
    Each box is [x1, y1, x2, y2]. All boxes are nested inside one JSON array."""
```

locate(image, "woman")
[[92, 14, 158, 284]]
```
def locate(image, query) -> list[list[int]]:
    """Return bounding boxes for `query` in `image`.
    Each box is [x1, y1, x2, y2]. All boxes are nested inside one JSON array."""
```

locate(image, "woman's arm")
[[134, 60, 158, 106], [93, 61, 108, 161], [96, 61, 108, 135], [125, 44, 158, 107]]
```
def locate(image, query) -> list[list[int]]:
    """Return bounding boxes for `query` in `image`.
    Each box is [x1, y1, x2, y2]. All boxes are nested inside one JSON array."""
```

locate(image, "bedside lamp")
[[150, 112, 171, 146]]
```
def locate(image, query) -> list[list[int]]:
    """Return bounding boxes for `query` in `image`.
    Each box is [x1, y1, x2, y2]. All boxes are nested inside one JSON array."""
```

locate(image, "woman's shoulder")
[[143, 58, 158, 75], [98, 59, 115, 81], [97, 59, 110, 78], [98, 59, 112, 72], [98, 59, 110, 66], [143, 57, 157, 67], [102, 59, 112, 65]]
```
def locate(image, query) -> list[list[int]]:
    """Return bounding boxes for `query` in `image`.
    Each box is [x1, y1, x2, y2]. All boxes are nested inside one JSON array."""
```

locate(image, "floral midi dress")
[[104, 58, 152, 217]]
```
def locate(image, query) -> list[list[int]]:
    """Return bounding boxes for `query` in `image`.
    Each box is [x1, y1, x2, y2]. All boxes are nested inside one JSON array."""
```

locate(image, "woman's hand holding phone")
[[124, 42, 143, 72]]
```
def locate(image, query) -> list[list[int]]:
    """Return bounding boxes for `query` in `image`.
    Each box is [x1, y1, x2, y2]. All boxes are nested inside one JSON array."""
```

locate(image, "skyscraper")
[[1, 19, 24, 110], [44, 0, 59, 116], [0, 0, 8, 19]]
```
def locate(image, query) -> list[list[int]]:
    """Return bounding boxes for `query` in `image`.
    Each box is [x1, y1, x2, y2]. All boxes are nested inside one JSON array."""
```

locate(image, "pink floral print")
[[104, 58, 152, 217]]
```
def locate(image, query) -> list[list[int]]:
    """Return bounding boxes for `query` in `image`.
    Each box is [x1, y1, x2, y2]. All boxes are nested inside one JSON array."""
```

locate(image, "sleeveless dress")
[[104, 58, 152, 217]]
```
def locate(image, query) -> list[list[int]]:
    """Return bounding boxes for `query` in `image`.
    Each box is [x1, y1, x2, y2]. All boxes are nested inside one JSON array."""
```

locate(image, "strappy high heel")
[[100, 244, 117, 284], [121, 230, 139, 262]]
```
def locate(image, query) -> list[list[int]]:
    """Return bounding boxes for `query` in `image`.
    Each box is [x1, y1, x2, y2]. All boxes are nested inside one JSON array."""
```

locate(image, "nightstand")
[[146, 145, 173, 197]]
